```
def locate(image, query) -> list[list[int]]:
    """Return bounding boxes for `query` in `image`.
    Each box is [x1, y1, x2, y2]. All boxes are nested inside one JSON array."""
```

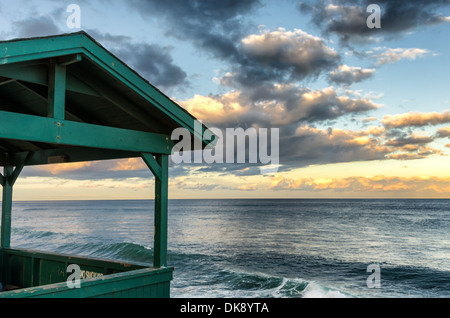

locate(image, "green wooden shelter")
[[0, 32, 210, 298]]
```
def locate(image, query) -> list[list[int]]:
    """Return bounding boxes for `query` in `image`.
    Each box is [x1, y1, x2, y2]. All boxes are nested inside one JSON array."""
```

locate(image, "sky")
[[1, 0, 450, 200]]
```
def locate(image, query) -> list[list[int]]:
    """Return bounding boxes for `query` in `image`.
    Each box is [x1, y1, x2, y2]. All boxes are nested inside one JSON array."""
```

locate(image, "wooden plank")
[[47, 59, 66, 119], [0, 60, 101, 97], [153, 154, 169, 268], [58, 54, 82, 66], [9, 152, 33, 185], [3, 248, 146, 272], [0, 110, 174, 154], [14, 81, 89, 124], [1, 165, 13, 248], [69, 69, 168, 132], [0, 266, 173, 298], [141, 153, 162, 180]]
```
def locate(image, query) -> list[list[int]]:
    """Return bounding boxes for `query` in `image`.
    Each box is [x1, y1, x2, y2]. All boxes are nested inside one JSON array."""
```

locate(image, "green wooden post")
[[153, 154, 168, 268], [47, 59, 66, 120], [1, 165, 13, 248]]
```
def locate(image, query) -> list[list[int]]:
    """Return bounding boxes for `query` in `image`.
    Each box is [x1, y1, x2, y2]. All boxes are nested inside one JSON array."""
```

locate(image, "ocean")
[[7, 199, 450, 298]]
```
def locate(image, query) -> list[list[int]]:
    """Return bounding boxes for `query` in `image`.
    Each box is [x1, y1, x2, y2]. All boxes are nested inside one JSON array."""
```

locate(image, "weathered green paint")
[[141, 153, 169, 268], [57, 53, 82, 66], [0, 32, 214, 148], [154, 154, 169, 268], [0, 61, 101, 97], [0, 32, 210, 298], [8, 152, 33, 185], [0, 110, 174, 154], [47, 59, 67, 119], [0, 248, 172, 298], [69, 68, 169, 133], [141, 153, 162, 180], [1, 165, 13, 248]]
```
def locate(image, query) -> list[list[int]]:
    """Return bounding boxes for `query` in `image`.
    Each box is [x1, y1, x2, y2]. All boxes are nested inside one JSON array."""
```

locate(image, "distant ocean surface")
[[7, 199, 450, 298]]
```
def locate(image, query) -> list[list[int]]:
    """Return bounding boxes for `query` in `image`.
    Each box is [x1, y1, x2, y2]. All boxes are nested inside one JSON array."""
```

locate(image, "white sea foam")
[[301, 282, 350, 298]]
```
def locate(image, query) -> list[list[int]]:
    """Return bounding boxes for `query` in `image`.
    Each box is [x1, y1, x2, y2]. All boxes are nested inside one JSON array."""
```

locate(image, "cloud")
[[11, 16, 62, 38], [34, 162, 93, 175], [269, 174, 450, 194], [372, 47, 432, 65], [382, 111, 450, 128], [179, 84, 380, 127], [234, 28, 341, 85], [361, 117, 378, 123], [109, 158, 147, 171], [129, 1, 341, 86], [86, 30, 188, 90], [299, 0, 450, 45], [178, 91, 250, 126], [22, 159, 152, 181], [385, 146, 443, 160], [128, 0, 262, 61], [281, 122, 446, 168], [328, 64, 376, 85], [437, 127, 450, 138], [169, 175, 222, 191], [284, 125, 390, 166], [237, 183, 258, 191], [385, 133, 435, 147], [176, 90, 450, 173]]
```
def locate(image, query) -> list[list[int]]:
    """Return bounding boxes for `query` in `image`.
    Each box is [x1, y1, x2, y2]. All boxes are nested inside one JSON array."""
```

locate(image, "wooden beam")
[[1, 165, 13, 248], [0, 33, 208, 145], [0, 63, 48, 88], [69, 69, 169, 132], [9, 152, 33, 185], [10, 147, 139, 166], [0, 76, 15, 86], [153, 154, 168, 268], [15, 80, 96, 124], [0, 60, 101, 97], [0, 87, 43, 116], [141, 153, 162, 180], [0, 110, 174, 154], [47, 59, 66, 119], [58, 53, 82, 66]]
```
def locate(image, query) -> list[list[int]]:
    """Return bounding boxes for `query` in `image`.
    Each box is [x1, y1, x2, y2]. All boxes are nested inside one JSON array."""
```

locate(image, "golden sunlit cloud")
[[382, 111, 450, 128], [178, 92, 249, 125], [237, 184, 258, 191], [110, 158, 147, 171], [437, 127, 450, 137], [35, 162, 93, 175], [269, 175, 450, 195]]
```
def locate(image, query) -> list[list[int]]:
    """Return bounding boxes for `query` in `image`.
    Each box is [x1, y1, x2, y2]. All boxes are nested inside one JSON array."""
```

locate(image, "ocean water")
[[6, 199, 450, 298]]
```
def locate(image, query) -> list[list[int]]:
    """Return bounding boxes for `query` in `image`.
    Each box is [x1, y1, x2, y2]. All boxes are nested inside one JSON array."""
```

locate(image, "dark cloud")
[[129, 0, 262, 61], [299, 0, 450, 44], [115, 43, 188, 90], [385, 135, 435, 147], [86, 30, 188, 90], [327, 65, 376, 86], [280, 125, 389, 168], [129, 1, 340, 86], [10, 15, 62, 38], [225, 28, 341, 87]]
